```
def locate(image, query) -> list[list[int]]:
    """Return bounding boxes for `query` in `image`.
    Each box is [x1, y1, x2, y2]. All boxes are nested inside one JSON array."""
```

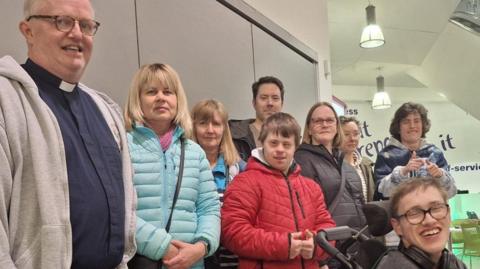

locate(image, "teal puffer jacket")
[[128, 125, 220, 268]]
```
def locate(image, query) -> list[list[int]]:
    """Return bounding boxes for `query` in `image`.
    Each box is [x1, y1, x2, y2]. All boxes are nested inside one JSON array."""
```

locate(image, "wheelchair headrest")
[[362, 200, 393, 237]]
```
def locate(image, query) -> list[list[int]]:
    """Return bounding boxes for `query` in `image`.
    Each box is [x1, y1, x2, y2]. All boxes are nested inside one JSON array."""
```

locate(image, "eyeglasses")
[[27, 15, 100, 36], [310, 117, 336, 126], [396, 203, 450, 225]]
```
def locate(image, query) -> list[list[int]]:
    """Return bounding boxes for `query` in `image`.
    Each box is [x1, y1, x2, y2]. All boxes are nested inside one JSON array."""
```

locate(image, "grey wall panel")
[[0, 1, 29, 62], [252, 25, 317, 128], [82, 1, 139, 106], [1, 0, 317, 122], [0, 1, 138, 107], [218, 0, 318, 63], [136, 0, 255, 119]]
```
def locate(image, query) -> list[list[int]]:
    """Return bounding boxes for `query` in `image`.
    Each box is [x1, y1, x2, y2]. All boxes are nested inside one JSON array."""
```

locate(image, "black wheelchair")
[[316, 201, 392, 269]]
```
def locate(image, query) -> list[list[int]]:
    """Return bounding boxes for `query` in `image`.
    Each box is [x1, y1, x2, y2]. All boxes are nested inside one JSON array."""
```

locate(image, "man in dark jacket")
[[375, 177, 466, 269], [229, 76, 284, 161]]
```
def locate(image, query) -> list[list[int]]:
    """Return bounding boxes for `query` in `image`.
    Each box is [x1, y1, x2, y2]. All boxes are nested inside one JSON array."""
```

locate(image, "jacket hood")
[[228, 118, 255, 139], [133, 123, 184, 139], [296, 143, 343, 166], [248, 148, 299, 177], [297, 143, 340, 156], [0, 56, 121, 116], [0, 56, 38, 92]]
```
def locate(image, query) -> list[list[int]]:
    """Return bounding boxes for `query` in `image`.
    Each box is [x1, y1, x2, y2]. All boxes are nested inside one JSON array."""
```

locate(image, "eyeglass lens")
[[55, 16, 99, 35], [405, 204, 449, 224]]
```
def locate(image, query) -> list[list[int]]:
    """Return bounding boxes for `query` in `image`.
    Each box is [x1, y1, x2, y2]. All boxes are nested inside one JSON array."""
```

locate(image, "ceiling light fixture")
[[371, 71, 391, 109], [360, 4, 385, 48], [450, 0, 480, 34]]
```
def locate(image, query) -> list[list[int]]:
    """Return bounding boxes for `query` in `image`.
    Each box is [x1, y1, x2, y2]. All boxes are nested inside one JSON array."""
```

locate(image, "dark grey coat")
[[294, 143, 367, 232], [375, 249, 467, 269], [228, 119, 256, 162]]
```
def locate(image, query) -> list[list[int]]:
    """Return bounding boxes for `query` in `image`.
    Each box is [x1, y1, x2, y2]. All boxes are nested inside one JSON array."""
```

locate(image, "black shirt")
[[23, 59, 125, 269]]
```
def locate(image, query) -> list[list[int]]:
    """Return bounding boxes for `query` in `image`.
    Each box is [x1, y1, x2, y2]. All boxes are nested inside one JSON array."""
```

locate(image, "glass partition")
[[449, 193, 480, 266]]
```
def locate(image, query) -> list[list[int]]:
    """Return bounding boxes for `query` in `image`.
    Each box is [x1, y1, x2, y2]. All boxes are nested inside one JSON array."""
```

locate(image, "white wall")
[[243, 0, 333, 102], [344, 100, 480, 194]]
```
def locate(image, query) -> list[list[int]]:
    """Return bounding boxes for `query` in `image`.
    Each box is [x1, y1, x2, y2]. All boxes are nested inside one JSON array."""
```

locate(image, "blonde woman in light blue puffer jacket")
[[125, 63, 220, 269]]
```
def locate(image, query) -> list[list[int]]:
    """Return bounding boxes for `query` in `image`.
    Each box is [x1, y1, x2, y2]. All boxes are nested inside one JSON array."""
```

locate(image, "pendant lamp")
[[360, 4, 385, 48], [371, 74, 391, 109]]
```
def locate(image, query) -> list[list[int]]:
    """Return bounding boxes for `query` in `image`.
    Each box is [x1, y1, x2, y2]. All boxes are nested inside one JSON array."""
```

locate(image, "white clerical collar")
[[59, 81, 76, 92]]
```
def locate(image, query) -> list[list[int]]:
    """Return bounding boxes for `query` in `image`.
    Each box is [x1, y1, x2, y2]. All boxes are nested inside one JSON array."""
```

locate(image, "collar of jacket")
[[249, 147, 298, 177], [388, 136, 430, 151], [228, 118, 255, 139], [132, 122, 185, 143], [296, 143, 344, 168]]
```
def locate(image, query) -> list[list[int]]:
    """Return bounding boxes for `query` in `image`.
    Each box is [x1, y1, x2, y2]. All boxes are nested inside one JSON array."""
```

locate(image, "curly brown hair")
[[389, 102, 431, 141]]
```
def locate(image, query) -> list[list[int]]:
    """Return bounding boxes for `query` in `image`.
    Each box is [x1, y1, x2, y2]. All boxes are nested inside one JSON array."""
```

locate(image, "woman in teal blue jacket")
[[125, 63, 220, 269]]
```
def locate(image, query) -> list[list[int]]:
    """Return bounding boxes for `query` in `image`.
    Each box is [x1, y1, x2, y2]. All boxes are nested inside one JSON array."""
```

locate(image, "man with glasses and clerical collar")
[[0, 0, 135, 268], [374, 177, 466, 269]]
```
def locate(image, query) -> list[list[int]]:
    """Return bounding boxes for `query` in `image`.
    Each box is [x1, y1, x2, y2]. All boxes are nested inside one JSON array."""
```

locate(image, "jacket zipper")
[[284, 175, 306, 269], [295, 191, 306, 219]]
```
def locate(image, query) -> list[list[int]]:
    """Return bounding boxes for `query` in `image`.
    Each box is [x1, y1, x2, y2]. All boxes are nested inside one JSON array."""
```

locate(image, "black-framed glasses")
[[27, 15, 100, 36], [396, 203, 450, 225]]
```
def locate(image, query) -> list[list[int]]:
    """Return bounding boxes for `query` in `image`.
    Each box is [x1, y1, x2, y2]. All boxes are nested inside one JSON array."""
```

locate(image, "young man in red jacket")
[[221, 112, 336, 269]]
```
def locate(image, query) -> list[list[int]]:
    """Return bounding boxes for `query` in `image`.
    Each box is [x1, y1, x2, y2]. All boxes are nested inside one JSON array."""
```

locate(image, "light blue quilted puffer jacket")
[[128, 125, 220, 268]]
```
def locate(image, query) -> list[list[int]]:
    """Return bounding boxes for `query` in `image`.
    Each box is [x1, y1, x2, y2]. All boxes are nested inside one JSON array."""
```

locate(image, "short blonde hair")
[[302, 102, 344, 148], [191, 99, 241, 166], [24, 0, 43, 17], [24, 0, 95, 17], [124, 63, 192, 138]]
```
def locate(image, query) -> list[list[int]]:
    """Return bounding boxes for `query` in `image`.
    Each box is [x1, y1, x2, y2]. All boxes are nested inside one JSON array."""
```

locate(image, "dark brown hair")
[[252, 76, 284, 102], [258, 112, 301, 147], [389, 102, 431, 141]]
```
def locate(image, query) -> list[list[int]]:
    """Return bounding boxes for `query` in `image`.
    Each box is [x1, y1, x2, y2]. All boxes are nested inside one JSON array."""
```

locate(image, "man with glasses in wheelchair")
[[374, 177, 466, 269]]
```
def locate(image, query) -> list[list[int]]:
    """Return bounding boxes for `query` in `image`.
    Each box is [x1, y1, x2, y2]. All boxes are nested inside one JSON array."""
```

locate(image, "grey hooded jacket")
[[0, 55, 136, 269]]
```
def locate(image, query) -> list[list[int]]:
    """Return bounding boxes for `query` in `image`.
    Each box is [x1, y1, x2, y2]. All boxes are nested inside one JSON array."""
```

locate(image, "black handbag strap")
[[165, 137, 185, 232]]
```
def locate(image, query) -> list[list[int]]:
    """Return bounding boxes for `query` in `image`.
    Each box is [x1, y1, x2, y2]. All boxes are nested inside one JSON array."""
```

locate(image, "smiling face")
[[262, 132, 295, 174], [140, 79, 177, 126], [341, 121, 360, 154], [308, 105, 337, 147], [194, 111, 224, 153], [399, 112, 423, 145], [20, 0, 94, 83], [391, 186, 450, 261]]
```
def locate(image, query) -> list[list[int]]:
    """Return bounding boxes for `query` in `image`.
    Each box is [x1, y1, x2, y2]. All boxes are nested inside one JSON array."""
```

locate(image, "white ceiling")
[[327, 0, 480, 117], [328, 0, 458, 86]]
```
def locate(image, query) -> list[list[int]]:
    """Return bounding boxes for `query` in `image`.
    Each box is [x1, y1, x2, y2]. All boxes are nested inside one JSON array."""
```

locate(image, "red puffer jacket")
[[221, 156, 336, 269]]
